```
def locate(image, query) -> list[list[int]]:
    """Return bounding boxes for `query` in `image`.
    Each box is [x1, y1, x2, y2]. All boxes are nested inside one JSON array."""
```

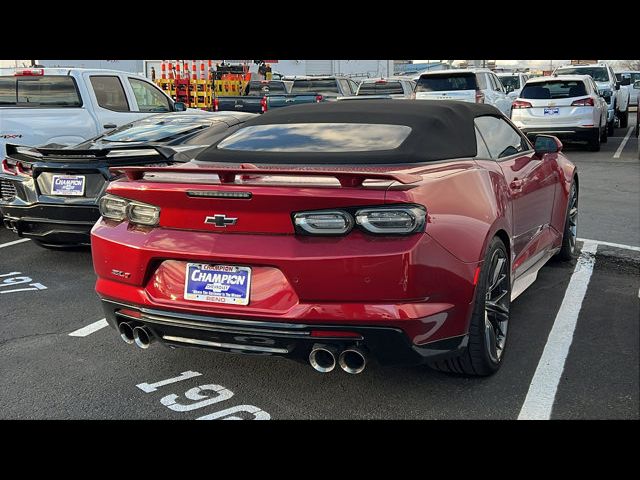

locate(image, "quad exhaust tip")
[[309, 344, 337, 373], [118, 321, 135, 344], [133, 326, 155, 349], [338, 347, 367, 375]]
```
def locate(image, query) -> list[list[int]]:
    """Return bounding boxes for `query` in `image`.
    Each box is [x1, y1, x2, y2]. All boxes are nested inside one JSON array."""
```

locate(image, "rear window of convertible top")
[[216, 123, 412, 152]]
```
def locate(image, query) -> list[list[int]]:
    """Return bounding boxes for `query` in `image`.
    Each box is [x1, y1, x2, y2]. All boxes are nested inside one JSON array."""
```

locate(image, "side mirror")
[[633, 80, 640, 90], [174, 102, 187, 112], [534, 134, 562, 155], [615, 81, 621, 90], [620, 77, 631, 86]]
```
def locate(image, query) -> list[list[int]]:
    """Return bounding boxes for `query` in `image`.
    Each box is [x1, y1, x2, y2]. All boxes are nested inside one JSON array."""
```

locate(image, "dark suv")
[[285, 75, 360, 100]]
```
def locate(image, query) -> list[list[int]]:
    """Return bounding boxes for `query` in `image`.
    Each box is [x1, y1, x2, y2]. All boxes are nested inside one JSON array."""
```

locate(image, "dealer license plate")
[[544, 107, 560, 116], [184, 263, 251, 305], [51, 175, 85, 196]]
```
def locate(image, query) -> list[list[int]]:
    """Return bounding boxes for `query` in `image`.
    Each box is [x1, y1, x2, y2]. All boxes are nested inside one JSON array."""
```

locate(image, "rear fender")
[[386, 164, 512, 264]]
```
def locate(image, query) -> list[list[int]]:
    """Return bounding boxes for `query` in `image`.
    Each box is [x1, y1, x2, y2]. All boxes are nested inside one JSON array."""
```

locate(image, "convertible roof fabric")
[[196, 100, 502, 165]]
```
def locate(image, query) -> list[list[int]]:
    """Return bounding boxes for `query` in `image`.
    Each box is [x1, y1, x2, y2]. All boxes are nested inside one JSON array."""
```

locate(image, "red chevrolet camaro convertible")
[[91, 100, 578, 376]]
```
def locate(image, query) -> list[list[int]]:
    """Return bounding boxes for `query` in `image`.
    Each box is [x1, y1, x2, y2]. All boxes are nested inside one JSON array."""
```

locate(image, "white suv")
[[497, 72, 530, 100], [414, 68, 512, 116], [553, 63, 630, 132], [510, 75, 608, 151]]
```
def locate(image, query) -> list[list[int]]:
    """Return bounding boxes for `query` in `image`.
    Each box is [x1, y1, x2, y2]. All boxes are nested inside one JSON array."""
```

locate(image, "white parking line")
[[577, 237, 640, 252], [518, 240, 598, 420], [0, 238, 30, 249], [613, 126, 634, 158], [68, 318, 109, 337]]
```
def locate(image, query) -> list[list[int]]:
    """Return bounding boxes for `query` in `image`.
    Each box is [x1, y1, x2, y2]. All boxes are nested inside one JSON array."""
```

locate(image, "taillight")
[[571, 97, 594, 106], [1, 159, 17, 175], [315, 94, 323, 103], [475, 90, 485, 103], [260, 96, 268, 113], [293, 210, 353, 235], [512, 100, 533, 109], [99, 194, 160, 226], [355, 206, 426, 235], [1, 158, 32, 176], [16, 162, 33, 176], [14, 68, 44, 76], [293, 205, 426, 236], [213, 98, 219, 111]]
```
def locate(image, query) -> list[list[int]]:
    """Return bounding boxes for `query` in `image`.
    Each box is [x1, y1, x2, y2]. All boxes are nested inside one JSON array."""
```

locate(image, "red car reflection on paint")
[[91, 100, 578, 376]]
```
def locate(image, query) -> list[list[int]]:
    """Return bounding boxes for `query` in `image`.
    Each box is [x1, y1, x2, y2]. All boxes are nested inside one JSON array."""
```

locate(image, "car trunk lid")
[[107, 164, 424, 235]]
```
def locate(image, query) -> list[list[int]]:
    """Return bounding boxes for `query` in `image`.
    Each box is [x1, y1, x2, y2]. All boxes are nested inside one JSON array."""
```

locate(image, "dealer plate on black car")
[[184, 264, 251, 305], [51, 175, 85, 196]]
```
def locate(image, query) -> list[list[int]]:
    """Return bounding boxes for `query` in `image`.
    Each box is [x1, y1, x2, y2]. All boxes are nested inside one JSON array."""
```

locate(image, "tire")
[[556, 182, 578, 261], [588, 128, 601, 151], [619, 110, 628, 128], [607, 119, 615, 136], [600, 121, 608, 143], [428, 237, 510, 376]]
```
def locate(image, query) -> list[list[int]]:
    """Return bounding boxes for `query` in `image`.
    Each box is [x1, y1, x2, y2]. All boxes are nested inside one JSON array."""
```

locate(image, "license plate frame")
[[184, 263, 252, 305], [51, 175, 86, 196]]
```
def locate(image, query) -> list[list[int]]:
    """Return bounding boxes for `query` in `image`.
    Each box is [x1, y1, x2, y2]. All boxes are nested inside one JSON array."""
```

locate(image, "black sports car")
[[0, 112, 256, 248]]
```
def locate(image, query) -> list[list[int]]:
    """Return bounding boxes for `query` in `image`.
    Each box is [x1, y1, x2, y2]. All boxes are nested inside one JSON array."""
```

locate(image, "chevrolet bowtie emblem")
[[205, 214, 238, 227]]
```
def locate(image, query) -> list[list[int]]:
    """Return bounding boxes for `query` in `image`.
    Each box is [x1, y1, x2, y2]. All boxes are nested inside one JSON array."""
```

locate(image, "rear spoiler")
[[110, 166, 422, 187], [5, 143, 177, 162]]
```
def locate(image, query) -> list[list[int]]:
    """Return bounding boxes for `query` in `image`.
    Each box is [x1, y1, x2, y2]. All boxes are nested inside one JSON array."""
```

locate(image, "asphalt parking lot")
[[0, 121, 638, 420]]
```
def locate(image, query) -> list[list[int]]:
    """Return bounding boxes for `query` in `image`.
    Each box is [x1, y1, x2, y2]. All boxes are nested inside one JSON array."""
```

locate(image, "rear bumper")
[[520, 126, 598, 142], [92, 220, 480, 359], [0, 203, 99, 245], [103, 299, 469, 366]]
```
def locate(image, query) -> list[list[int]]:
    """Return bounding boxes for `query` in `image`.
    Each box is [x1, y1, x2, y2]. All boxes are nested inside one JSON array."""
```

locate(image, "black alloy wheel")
[[557, 182, 578, 261], [428, 237, 511, 376]]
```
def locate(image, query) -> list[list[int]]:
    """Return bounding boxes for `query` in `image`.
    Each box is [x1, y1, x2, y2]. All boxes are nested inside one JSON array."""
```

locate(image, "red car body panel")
[[90, 101, 577, 367]]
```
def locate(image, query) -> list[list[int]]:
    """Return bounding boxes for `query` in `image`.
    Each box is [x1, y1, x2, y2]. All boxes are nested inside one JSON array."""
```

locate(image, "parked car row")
[[1, 96, 582, 379]]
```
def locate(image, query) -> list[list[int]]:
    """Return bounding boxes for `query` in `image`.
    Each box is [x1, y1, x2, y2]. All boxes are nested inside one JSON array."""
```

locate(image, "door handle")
[[103, 124, 117, 129], [510, 179, 523, 190]]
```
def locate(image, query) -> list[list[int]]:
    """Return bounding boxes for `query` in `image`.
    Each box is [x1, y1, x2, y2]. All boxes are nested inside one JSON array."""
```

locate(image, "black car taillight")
[[1, 159, 17, 175], [1, 158, 32, 177]]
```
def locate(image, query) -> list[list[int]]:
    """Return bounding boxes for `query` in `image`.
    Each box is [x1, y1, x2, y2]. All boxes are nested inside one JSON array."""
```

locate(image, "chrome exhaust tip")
[[309, 344, 337, 373], [118, 321, 135, 344], [133, 326, 155, 349], [338, 347, 367, 374]]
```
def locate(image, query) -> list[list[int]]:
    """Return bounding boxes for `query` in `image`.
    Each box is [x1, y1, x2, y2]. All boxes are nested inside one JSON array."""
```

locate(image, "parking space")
[[0, 124, 638, 420]]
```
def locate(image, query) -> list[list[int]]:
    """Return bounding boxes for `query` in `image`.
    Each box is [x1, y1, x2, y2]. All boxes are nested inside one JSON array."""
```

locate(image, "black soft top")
[[196, 100, 503, 165]]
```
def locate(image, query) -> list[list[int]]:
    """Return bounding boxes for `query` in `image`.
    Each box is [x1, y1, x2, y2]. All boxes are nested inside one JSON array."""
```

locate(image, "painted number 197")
[[0, 272, 47, 294]]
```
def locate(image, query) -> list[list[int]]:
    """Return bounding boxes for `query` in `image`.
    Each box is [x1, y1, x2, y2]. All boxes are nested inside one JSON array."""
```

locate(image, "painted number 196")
[[0, 272, 47, 294], [136, 371, 270, 420]]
